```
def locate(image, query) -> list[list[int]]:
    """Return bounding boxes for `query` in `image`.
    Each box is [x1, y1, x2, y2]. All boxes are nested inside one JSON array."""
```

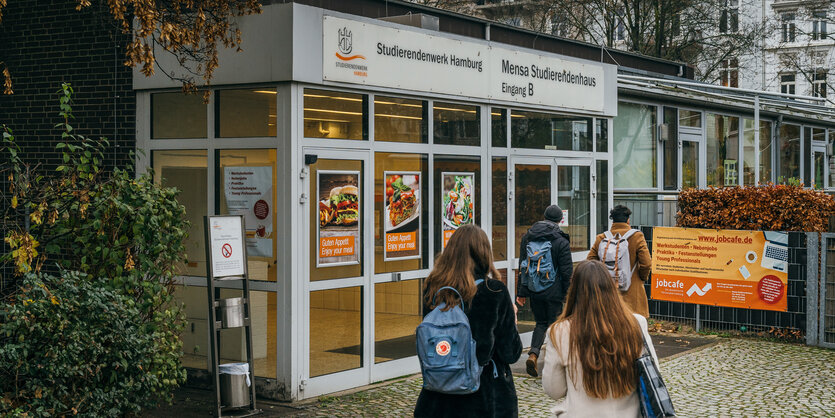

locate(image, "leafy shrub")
[[677, 184, 835, 231], [0, 271, 182, 416], [1, 85, 188, 412]]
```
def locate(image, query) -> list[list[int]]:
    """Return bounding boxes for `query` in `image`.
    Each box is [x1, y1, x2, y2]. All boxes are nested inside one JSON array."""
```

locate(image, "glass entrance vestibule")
[[136, 83, 615, 399]]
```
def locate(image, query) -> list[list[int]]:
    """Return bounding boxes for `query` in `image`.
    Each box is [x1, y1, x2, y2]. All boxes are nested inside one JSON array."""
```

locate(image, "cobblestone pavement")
[[297, 338, 835, 417]]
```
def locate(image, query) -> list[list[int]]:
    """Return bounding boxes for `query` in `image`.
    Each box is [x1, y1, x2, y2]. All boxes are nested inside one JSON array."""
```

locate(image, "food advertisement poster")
[[384, 172, 421, 261], [441, 172, 475, 249], [317, 171, 361, 267], [651, 227, 789, 312], [223, 166, 273, 258]]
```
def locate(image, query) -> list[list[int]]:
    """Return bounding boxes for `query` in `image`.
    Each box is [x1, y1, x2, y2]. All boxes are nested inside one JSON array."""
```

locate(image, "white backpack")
[[598, 229, 638, 291]]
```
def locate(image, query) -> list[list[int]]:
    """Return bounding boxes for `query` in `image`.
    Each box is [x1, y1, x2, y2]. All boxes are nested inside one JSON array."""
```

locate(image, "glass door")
[[370, 152, 430, 382], [680, 133, 702, 190], [812, 144, 827, 190], [510, 157, 556, 339], [303, 148, 371, 397]]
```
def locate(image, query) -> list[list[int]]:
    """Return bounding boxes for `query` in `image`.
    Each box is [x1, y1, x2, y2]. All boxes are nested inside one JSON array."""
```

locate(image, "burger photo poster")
[[384, 171, 421, 261], [317, 171, 361, 267]]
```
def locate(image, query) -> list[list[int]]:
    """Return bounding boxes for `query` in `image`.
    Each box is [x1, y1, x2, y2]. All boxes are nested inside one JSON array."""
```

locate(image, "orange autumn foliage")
[[677, 185, 835, 232]]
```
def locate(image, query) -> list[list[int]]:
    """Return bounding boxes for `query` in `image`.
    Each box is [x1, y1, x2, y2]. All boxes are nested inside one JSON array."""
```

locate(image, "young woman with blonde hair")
[[414, 224, 522, 418], [542, 260, 658, 417]]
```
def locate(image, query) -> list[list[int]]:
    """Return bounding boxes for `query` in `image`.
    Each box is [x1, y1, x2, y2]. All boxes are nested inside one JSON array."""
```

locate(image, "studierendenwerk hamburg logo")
[[336, 26, 365, 61]]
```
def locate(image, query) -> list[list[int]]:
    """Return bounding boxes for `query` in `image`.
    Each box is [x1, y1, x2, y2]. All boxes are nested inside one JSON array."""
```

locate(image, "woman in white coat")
[[542, 260, 659, 417]]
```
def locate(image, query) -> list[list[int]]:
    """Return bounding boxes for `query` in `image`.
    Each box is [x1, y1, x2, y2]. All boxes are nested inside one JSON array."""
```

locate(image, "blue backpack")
[[520, 240, 557, 293], [416, 279, 492, 395]]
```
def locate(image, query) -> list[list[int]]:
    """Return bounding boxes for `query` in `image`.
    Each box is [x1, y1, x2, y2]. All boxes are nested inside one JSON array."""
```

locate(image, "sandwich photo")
[[320, 185, 359, 228]]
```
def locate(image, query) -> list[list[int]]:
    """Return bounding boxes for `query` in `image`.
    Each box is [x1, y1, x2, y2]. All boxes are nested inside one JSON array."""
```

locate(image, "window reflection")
[[511, 110, 592, 151], [492, 108, 508, 147], [558, 166, 590, 252], [706, 113, 740, 187], [375, 96, 427, 143], [152, 93, 207, 139], [492, 157, 508, 261], [679, 109, 701, 128], [152, 150, 208, 277], [760, 121, 773, 184], [304, 89, 367, 140], [217, 89, 277, 137], [375, 280, 423, 363], [434, 102, 480, 146], [779, 124, 801, 182], [614, 102, 657, 189], [596, 161, 608, 236], [310, 287, 363, 377]]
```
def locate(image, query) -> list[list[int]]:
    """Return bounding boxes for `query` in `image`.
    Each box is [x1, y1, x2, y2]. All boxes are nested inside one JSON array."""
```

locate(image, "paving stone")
[[298, 338, 835, 417]]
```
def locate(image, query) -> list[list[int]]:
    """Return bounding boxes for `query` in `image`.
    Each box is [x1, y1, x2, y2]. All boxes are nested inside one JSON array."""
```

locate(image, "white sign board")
[[322, 15, 607, 113], [208, 216, 246, 278]]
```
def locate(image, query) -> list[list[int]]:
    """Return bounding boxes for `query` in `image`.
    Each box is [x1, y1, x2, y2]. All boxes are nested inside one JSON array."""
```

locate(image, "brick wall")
[[0, 0, 135, 291], [0, 0, 135, 171]]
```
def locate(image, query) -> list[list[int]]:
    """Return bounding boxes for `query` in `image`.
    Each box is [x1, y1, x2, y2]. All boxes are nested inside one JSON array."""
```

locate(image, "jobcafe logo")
[[435, 340, 451, 356]]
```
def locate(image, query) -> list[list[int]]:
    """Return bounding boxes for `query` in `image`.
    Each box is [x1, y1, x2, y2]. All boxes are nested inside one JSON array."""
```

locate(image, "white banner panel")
[[322, 15, 607, 113]]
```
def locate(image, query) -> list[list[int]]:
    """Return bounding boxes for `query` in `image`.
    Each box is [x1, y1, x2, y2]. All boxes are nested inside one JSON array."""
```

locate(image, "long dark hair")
[[423, 224, 502, 310], [549, 260, 643, 399]]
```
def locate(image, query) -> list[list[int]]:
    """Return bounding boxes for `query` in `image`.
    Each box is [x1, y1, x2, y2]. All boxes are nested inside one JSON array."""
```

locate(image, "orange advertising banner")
[[319, 236, 356, 259], [651, 227, 789, 312]]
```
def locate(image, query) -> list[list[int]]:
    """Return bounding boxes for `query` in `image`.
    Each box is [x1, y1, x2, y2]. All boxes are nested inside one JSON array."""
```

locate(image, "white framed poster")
[[223, 166, 273, 258], [441, 172, 475, 250], [207, 215, 246, 278], [384, 171, 421, 261], [317, 170, 361, 267]]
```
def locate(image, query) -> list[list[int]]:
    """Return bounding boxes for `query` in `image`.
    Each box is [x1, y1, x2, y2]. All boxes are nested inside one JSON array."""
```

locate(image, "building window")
[[374, 96, 428, 143], [812, 11, 828, 41], [433, 102, 480, 146], [782, 13, 796, 42], [216, 89, 277, 138], [151, 92, 207, 139], [780, 73, 796, 95], [813, 70, 827, 99], [778, 123, 801, 182], [614, 7, 626, 42], [613, 102, 657, 189], [720, 58, 739, 88], [510, 110, 592, 151], [706, 114, 740, 187], [720, 0, 739, 33], [303, 89, 368, 140]]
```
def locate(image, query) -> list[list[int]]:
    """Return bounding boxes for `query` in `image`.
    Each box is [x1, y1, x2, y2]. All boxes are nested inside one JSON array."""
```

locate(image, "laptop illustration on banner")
[[761, 231, 789, 273]]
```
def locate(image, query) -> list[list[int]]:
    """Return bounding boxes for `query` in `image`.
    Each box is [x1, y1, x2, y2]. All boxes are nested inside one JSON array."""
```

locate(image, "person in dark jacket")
[[516, 204, 573, 377], [415, 224, 523, 418]]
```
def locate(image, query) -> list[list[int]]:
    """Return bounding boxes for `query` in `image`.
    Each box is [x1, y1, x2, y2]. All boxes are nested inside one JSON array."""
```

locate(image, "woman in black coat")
[[414, 225, 523, 418]]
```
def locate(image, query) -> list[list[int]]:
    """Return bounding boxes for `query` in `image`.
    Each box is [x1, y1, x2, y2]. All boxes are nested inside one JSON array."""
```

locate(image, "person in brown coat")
[[586, 205, 651, 317]]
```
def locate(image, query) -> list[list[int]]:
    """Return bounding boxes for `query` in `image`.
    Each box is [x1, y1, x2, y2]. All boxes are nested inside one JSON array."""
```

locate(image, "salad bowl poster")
[[441, 172, 475, 249], [317, 171, 361, 267], [384, 172, 421, 261]]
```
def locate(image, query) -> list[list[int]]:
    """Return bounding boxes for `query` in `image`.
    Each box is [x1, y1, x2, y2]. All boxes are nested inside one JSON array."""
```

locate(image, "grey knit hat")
[[544, 205, 563, 223]]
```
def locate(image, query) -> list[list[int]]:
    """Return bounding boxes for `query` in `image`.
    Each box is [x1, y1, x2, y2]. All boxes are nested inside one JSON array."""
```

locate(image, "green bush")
[[1, 84, 189, 413], [0, 271, 181, 417]]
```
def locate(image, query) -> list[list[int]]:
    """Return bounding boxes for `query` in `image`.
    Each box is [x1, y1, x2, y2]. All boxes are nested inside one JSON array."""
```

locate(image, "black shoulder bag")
[[635, 321, 677, 418]]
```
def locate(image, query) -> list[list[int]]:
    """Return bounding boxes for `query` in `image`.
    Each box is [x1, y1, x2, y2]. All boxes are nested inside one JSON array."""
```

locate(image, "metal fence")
[[614, 195, 808, 337], [808, 233, 835, 348]]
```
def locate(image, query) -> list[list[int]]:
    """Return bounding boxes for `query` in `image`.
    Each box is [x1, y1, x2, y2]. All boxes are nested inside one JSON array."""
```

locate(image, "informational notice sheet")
[[223, 166, 273, 258], [208, 216, 245, 278]]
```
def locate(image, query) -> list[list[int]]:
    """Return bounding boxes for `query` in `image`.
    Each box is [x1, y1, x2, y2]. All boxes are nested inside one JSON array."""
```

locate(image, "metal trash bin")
[[218, 362, 250, 408], [218, 297, 245, 328]]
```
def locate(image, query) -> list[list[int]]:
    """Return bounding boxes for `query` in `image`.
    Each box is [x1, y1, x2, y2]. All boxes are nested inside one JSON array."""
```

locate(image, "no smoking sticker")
[[221, 243, 233, 258]]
